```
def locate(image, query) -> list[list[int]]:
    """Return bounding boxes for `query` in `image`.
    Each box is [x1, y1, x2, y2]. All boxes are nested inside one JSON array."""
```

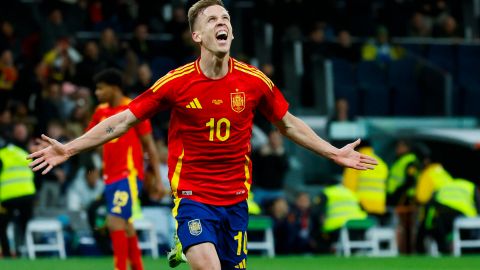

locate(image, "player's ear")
[[192, 31, 201, 43]]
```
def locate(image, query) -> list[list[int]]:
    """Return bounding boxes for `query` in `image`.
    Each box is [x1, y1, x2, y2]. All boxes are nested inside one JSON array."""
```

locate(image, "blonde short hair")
[[187, 0, 225, 32]]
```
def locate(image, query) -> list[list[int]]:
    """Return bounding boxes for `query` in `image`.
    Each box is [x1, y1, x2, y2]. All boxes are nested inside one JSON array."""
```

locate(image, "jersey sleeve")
[[129, 78, 174, 121], [257, 84, 289, 123], [134, 118, 153, 137]]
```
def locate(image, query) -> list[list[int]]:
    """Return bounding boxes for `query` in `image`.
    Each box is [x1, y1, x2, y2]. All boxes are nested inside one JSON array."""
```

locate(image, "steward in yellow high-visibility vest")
[[415, 163, 452, 205], [0, 143, 36, 257], [387, 152, 420, 206], [0, 144, 36, 201], [343, 146, 389, 215], [311, 183, 368, 253], [421, 178, 480, 254]]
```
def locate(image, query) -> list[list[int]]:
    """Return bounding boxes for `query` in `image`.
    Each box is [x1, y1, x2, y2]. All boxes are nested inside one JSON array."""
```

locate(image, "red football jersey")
[[88, 97, 152, 184], [129, 58, 289, 205]]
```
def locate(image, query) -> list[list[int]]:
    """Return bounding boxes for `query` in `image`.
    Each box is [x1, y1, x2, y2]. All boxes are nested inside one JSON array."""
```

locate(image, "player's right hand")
[[27, 134, 70, 175]]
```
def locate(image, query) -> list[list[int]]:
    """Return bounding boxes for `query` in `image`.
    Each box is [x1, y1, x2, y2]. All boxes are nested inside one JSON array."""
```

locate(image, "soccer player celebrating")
[[28, 1, 377, 269], [89, 69, 164, 270]]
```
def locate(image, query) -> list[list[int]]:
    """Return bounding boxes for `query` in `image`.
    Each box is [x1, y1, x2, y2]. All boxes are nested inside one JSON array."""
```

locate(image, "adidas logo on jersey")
[[186, 98, 203, 109]]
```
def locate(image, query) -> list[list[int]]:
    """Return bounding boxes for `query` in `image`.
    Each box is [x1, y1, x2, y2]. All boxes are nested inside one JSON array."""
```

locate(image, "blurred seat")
[[337, 217, 379, 257], [25, 219, 66, 259], [134, 218, 159, 258], [388, 58, 421, 115], [402, 43, 426, 57], [357, 61, 390, 116], [247, 215, 275, 258], [427, 44, 456, 75], [453, 217, 480, 256], [331, 58, 359, 116], [457, 45, 480, 115], [367, 227, 398, 256]]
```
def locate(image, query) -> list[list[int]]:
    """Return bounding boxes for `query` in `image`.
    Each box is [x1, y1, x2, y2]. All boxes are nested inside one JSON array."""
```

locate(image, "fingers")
[[350, 138, 361, 148], [42, 164, 53, 175], [32, 160, 49, 172], [41, 134, 54, 144], [29, 156, 44, 168], [360, 154, 378, 165]]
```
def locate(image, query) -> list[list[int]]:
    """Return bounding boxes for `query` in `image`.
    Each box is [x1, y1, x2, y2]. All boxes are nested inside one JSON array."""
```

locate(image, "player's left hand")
[[333, 139, 378, 170], [150, 179, 168, 200], [27, 134, 71, 175]]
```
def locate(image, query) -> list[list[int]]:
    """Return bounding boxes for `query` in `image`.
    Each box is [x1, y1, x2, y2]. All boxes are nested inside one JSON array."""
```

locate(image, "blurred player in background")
[[28, 1, 377, 269], [87, 69, 165, 270]]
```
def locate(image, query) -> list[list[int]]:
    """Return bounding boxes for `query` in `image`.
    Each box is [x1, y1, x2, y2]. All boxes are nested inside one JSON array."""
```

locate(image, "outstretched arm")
[[273, 112, 377, 170], [28, 109, 140, 174]]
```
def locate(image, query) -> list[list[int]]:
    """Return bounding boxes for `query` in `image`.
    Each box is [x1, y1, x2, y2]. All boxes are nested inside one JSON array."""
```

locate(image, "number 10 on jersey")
[[206, 117, 231, 141]]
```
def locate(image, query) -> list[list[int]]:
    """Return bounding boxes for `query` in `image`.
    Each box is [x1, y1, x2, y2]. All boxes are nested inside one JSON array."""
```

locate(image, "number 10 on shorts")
[[234, 231, 248, 255]]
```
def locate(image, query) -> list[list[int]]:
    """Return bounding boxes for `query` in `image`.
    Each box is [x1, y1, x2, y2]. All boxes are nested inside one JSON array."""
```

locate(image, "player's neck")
[[199, 52, 229, 79], [110, 93, 126, 107]]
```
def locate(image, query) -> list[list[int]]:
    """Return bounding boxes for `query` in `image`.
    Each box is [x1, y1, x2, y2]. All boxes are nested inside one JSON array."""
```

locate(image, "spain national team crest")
[[230, 91, 246, 113], [188, 219, 202, 236]]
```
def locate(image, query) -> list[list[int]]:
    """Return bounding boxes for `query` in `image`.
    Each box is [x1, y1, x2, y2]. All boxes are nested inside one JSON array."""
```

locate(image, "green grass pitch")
[[0, 255, 479, 270]]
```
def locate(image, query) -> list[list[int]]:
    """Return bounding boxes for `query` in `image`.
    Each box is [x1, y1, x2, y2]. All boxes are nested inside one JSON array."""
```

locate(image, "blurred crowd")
[[0, 0, 476, 258]]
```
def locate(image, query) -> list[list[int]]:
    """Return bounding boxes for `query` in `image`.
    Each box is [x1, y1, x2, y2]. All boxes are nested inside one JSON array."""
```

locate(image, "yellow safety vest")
[[416, 163, 452, 204], [387, 153, 418, 195], [247, 191, 261, 215], [343, 147, 389, 214], [436, 179, 477, 217], [323, 185, 368, 232], [0, 144, 36, 202]]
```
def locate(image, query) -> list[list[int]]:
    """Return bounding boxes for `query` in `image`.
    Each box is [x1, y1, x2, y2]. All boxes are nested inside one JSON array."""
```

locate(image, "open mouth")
[[216, 30, 228, 41]]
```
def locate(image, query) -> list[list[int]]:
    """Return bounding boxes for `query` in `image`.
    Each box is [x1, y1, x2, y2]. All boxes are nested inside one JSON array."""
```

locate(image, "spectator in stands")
[[408, 12, 433, 37], [329, 98, 353, 125], [343, 140, 389, 223], [251, 129, 290, 207], [128, 63, 153, 98], [129, 23, 153, 62], [301, 21, 332, 106], [303, 21, 330, 60], [0, 107, 12, 140], [67, 152, 104, 212], [40, 37, 82, 82], [361, 25, 405, 64], [0, 122, 36, 257], [310, 179, 368, 253], [287, 191, 313, 254], [0, 49, 18, 103], [98, 27, 123, 68], [75, 40, 107, 90], [36, 120, 69, 209], [34, 80, 63, 135], [421, 178, 480, 254], [166, 5, 189, 39], [0, 20, 21, 58], [267, 197, 295, 254], [32, 6, 70, 54], [329, 30, 360, 62], [433, 15, 462, 38]]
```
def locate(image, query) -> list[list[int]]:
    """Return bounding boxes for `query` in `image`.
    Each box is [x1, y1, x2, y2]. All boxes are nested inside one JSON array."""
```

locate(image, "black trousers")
[[416, 202, 463, 254], [0, 195, 35, 257]]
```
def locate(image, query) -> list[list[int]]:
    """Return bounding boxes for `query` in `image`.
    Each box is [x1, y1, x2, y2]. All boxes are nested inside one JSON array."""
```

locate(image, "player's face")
[[95, 82, 115, 103], [192, 5, 233, 56]]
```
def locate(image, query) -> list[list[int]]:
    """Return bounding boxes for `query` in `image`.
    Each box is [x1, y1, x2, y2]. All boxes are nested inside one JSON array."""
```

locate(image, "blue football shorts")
[[104, 177, 143, 222], [174, 198, 249, 269]]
